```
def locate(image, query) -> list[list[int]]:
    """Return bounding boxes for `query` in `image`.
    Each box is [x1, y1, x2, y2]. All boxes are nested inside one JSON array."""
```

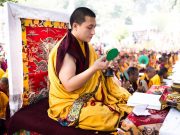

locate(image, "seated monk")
[[148, 67, 168, 88], [118, 57, 129, 73], [0, 78, 9, 135], [48, 7, 132, 132], [0, 77, 9, 96], [139, 66, 156, 91], [121, 67, 144, 94]]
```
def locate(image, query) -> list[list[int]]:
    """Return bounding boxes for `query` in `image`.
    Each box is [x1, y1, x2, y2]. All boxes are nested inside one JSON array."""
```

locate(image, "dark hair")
[[127, 67, 138, 75], [124, 54, 129, 58], [158, 67, 168, 76], [1, 77, 8, 86], [146, 66, 155, 73], [70, 7, 96, 28]]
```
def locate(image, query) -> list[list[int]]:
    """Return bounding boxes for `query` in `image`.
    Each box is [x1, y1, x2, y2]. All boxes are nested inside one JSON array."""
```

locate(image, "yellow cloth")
[[0, 68, 5, 79], [0, 91, 8, 119], [139, 73, 150, 91], [148, 58, 156, 68], [148, 74, 161, 88], [48, 41, 132, 131], [164, 64, 172, 76], [139, 73, 148, 82], [77, 39, 86, 57], [140, 73, 149, 81], [140, 73, 150, 83], [2, 69, 8, 78], [119, 63, 129, 73]]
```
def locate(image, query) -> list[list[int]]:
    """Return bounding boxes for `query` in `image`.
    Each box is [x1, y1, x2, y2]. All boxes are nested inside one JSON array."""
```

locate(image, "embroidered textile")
[[21, 18, 68, 105]]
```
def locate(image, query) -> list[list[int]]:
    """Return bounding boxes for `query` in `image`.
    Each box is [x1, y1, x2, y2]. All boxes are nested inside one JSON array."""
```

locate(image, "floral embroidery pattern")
[[21, 18, 68, 105], [67, 92, 95, 125], [59, 77, 101, 126]]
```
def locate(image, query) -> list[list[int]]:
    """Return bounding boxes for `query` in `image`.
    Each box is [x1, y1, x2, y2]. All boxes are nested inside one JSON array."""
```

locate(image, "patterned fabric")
[[147, 85, 169, 94], [120, 109, 169, 135], [160, 88, 180, 110], [59, 77, 101, 126], [14, 130, 39, 135], [119, 87, 170, 135], [21, 18, 68, 105]]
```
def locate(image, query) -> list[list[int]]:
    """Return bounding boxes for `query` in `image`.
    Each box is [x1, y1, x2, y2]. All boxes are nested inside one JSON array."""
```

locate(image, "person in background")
[[148, 53, 156, 69], [118, 55, 129, 73], [148, 67, 168, 88], [121, 67, 144, 94], [0, 77, 9, 96], [0, 55, 7, 72], [139, 66, 156, 91], [0, 77, 9, 135], [0, 55, 7, 79]]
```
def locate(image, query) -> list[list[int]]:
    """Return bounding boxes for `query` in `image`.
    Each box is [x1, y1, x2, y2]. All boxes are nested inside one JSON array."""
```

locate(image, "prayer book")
[[127, 92, 161, 110]]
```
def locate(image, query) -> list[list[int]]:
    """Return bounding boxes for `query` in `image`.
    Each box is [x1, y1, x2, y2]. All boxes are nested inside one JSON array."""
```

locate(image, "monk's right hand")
[[93, 56, 109, 71]]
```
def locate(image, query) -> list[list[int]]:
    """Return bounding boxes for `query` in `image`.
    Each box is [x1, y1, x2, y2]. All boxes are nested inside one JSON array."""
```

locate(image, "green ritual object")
[[138, 55, 149, 65], [106, 48, 119, 61]]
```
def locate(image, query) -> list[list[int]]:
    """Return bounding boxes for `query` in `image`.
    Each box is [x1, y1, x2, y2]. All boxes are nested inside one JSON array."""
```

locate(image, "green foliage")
[[0, 0, 18, 6], [3, 0, 180, 44]]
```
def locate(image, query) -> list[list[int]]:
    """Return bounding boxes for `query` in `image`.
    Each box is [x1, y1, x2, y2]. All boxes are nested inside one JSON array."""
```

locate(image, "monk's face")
[[0, 80, 8, 93], [74, 16, 96, 42], [147, 70, 156, 79]]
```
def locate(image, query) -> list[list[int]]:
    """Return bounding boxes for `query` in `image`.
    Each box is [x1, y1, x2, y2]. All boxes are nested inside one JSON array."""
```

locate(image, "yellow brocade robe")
[[48, 41, 132, 131]]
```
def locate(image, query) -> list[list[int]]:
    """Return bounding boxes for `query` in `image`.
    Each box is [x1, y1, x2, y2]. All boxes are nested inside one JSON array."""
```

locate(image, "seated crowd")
[[0, 37, 180, 135], [0, 47, 179, 134]]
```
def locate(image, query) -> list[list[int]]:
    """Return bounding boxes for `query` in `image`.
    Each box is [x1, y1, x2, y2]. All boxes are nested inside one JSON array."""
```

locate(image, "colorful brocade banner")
[[21, 18, 68, 105]]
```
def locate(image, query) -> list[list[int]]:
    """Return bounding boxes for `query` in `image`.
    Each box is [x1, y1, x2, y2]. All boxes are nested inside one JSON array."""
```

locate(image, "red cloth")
[[147, 85, 169, 94], [1, 61, 7, 72], [56, 30, 89, 76], [127, 109, 169, 127], [6, 98, 110, 135], [127, 85, 170, 127], [26, 26, 67, 93]]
